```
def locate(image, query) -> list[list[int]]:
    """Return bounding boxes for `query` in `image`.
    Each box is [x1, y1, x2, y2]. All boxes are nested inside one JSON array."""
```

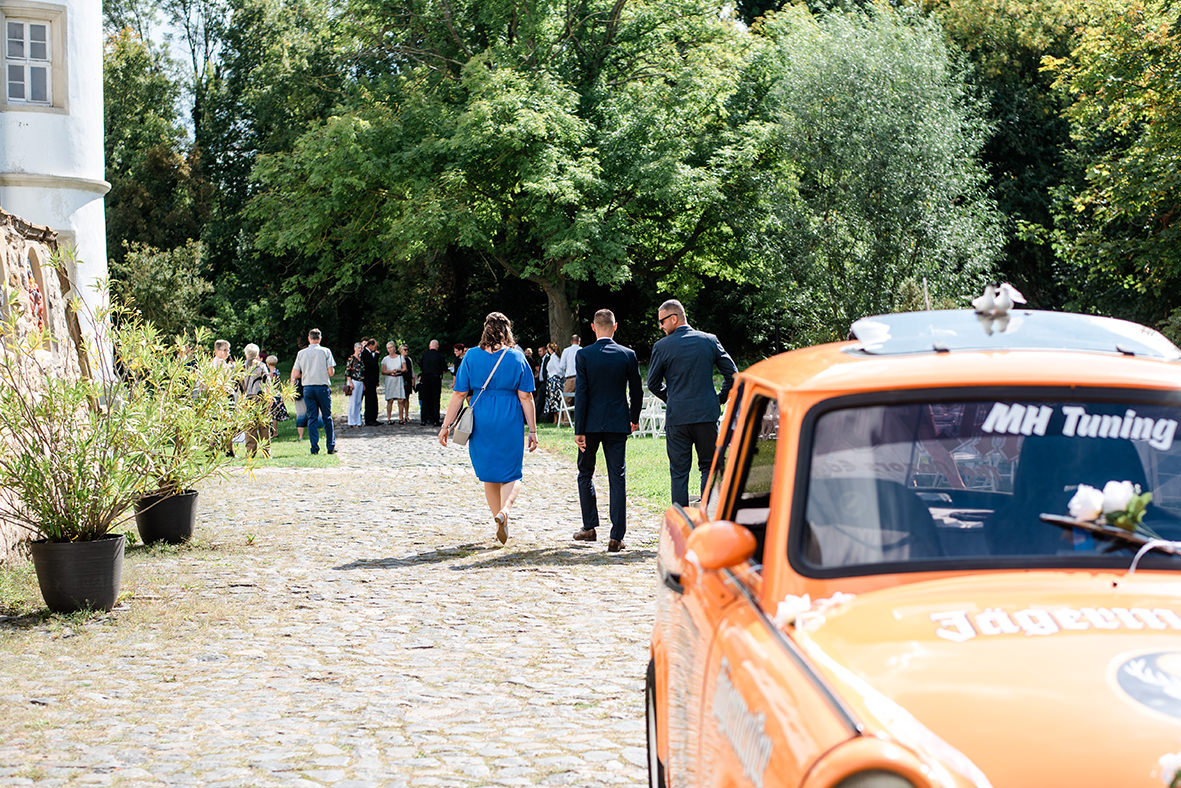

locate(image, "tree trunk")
[[542, 279, 576, 347]]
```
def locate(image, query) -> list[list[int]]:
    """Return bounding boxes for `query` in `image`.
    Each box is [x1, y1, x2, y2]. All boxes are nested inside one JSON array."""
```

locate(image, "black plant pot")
[[134, 490, 198, 545], [29, 533, 125, 614]]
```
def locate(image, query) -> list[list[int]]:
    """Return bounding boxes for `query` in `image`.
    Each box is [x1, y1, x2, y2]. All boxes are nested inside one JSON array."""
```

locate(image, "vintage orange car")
[[648, 307, 1181, 788]]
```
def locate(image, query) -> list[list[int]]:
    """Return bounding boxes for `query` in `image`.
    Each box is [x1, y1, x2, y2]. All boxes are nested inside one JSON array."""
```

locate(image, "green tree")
[[110, 240, 214, 337], [916, 0, 1084, 309], [250, 0, 770, 344], [197, 0, 346, 348], [758, 5, 1002, 343], [1046, 0, 1181, 327], [104, 27, 212, 269]]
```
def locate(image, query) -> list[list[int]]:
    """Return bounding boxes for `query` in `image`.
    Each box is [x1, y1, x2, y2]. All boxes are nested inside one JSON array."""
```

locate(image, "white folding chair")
[[556, 389, 575, 427], [634, 396, 665, 438]]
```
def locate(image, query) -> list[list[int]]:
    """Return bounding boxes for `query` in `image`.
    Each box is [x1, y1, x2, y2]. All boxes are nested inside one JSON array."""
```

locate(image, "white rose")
[[1068, 484, 1104, 521], [1101, 480, 1137, 515], [1158, 752, 1181, 786]]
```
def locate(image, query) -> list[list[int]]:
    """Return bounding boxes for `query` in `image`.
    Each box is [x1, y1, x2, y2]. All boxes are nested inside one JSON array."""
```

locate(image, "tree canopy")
[[99, 0, 1181, 358]]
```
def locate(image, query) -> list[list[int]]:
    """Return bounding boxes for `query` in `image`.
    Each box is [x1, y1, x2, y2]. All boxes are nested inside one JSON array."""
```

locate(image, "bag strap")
[[468, 348, 508, 410]]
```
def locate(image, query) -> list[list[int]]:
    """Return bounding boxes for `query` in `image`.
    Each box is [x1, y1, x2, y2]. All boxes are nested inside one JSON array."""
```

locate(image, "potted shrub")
[[0, 291, 147, 613], [115, 322, 281, 545]]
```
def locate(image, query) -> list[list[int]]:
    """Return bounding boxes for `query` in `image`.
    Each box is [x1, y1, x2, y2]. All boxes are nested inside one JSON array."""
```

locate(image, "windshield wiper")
[[1040, 513, 1181, 571]]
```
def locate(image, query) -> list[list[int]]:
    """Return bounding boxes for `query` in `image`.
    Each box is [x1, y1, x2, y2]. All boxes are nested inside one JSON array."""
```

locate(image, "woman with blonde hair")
[[438, 312, 537, 544]]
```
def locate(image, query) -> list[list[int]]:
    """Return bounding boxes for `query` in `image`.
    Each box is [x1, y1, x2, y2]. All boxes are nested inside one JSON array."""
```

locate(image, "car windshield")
[[798, 396, 1181, 573]]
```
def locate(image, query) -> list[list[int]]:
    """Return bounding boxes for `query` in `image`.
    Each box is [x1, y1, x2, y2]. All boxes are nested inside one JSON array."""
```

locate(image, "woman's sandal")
[[494, 512, 508, 544]]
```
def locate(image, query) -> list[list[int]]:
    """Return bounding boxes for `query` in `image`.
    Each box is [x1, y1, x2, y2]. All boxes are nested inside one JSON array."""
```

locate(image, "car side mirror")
[[685, 520, 756, 575]]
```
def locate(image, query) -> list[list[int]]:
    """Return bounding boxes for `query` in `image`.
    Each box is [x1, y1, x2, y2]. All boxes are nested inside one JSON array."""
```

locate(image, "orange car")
[[648, 307, 1181, 788]]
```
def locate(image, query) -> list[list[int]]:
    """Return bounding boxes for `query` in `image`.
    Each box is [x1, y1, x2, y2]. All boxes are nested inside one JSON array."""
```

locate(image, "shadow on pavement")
[[333, 542, 496, 570], [333, 544, 655, 572], [455, 546, 656, 569], [0, 610, 51, 630], [333, 422, 440, 440]]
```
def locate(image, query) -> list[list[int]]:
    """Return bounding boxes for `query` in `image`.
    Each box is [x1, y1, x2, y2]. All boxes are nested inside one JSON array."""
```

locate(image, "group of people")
[[275, 300, 736, 550], [287, 331, 452, 455], [436, 300, 736, 553], [342, 339, 448, 428], [525, 338, 583, 424], [210, 338, 288, 458]]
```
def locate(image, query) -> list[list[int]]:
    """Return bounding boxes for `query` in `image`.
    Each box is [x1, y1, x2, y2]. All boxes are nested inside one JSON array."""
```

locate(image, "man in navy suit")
[[647, 299, 737, 507], [573, 309, 643, 552]]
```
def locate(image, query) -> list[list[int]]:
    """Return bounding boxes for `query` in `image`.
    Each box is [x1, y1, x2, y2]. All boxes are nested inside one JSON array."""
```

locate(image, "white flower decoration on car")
[[1102, 480, 1137, 515], [1068, 484, 1104, 521], [1157, 751, 1181, 786], [773, 595, 812, 628], [1067, 480, 1153, 532]]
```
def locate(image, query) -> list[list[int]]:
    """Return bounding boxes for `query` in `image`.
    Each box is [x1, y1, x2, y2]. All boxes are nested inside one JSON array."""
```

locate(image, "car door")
[[655, 382, 746, 787], [693, 393, 857, 787]]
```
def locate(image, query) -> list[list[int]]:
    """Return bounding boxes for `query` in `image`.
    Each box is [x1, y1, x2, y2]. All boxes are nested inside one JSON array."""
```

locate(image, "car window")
[[798, 396, 1181, 573], [724, 396, 780, 563], [705, 382, 745, 520]]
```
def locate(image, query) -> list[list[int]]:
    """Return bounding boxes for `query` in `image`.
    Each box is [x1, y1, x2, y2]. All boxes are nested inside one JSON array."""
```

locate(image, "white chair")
[[556, 389, 575, 427], [634, 396, 665, 438]]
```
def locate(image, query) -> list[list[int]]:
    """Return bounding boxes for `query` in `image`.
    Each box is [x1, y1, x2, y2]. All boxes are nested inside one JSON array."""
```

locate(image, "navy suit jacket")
[[646, 325, 737, 427], [574, 337, 643, 434]]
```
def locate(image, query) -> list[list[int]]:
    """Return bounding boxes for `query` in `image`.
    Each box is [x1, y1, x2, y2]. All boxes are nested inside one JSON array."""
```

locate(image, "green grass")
[[534, 422, 670, 514], [0, 556, 42, 618], [228, 377, 348, 469]]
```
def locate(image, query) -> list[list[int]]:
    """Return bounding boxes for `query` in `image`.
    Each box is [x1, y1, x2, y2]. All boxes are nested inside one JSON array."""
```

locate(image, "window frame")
[[709, 388, 782, 568], [704, 380, 746, 520], [788, 385, 1181, 579], [0, 2, 66, 112], [6, 18, 51, 104]]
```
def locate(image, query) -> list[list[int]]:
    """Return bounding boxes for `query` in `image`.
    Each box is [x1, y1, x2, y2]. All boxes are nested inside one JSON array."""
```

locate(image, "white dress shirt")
[[554, 343, 581, 379]]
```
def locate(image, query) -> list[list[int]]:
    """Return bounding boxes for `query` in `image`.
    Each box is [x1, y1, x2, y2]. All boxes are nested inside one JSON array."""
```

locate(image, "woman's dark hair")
[[479, 312, 515, 350]]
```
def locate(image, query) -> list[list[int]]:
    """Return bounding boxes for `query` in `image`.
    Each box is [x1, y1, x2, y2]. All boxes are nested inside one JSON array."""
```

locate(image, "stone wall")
[[0, 208, 84, 560]]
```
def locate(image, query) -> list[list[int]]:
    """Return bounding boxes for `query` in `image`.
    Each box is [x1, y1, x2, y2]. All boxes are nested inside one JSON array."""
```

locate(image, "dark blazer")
[[419, 348, 445, 377], [361, 346, 380, 385], [646, 325, 737, 427], [574, 337, 643, 434]]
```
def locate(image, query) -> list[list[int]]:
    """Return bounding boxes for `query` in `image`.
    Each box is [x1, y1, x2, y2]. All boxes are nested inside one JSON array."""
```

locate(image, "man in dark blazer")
[[646, 299, 737, 507], [573, 309, 643, 553], [417, 339, 446, 426], [361, 338, 380, 425]]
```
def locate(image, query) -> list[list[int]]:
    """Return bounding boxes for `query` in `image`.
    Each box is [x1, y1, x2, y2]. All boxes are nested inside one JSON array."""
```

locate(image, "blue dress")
[[455, 346, 535, 483]]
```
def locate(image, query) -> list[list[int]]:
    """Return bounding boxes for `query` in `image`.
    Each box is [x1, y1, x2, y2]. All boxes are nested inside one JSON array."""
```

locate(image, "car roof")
[[742, 309, 1181, 396]]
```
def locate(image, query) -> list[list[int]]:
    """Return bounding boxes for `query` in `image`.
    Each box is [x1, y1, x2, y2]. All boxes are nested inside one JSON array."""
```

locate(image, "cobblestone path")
[[0, 424, 661, 787]]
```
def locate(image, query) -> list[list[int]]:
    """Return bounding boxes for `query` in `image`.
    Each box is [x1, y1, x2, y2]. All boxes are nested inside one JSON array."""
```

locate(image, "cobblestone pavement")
[[0, 422, 661, 787]]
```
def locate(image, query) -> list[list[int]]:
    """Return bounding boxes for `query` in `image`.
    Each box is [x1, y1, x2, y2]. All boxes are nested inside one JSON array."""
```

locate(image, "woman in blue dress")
[[438, 312, 538, 543]]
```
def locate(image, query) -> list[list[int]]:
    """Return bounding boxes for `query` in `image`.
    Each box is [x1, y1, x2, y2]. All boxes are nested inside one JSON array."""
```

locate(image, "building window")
[[6, 18, 50, 105]]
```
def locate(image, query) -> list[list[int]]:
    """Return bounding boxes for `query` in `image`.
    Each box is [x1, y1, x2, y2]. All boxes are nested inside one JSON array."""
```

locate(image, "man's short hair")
[[429, 339, 439, 349], [571, 334, 580, 343], [593, 309, 615, 329], [453, 343, 465, 352], [659, 299, 686, 319], [308, 328, 322, 341], [214, 339, 230, 351], [266, 355, 278, 366]]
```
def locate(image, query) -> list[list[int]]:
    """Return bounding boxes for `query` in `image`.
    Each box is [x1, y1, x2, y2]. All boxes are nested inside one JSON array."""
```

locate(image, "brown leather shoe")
[[573, 528, 597, 542], [607, 539, 624, 553]]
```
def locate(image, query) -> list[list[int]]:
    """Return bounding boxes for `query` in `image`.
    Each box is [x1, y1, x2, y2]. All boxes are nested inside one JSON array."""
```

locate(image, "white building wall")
[[0, 0, 108, 308]]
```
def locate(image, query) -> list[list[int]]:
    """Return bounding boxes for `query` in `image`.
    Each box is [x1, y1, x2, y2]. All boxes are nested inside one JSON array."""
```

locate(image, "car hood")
[[793, 572, 1181, 788]]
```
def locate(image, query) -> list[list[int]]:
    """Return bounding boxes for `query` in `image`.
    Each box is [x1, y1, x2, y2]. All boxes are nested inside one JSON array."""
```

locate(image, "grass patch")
[[228, 380, 347, 469], [0, 555, 42, 618], [0, 523, 251, 628], [534, 422, 669, 515]]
